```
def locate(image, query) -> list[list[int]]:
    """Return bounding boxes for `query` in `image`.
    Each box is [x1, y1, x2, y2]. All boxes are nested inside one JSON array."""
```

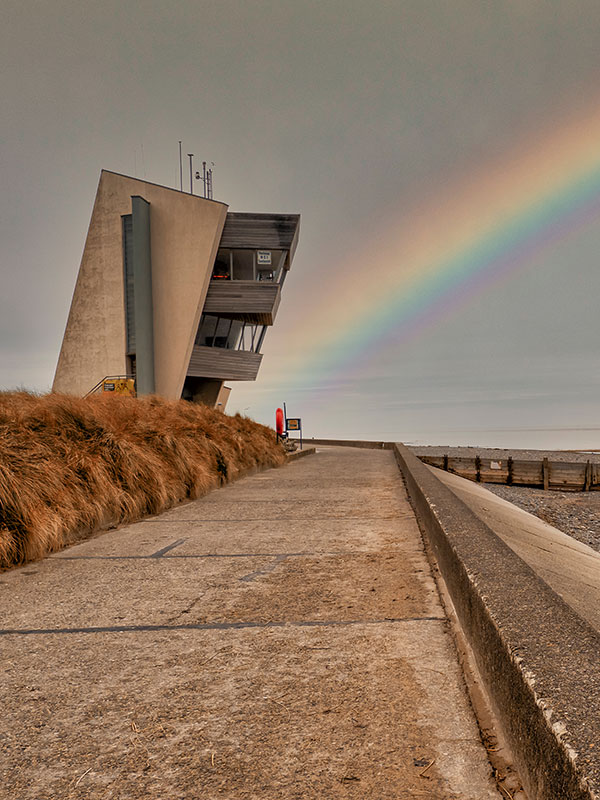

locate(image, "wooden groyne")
[[419, 454, 599, 492]]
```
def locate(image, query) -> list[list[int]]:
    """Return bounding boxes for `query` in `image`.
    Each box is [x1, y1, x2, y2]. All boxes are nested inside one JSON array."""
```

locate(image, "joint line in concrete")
[[56, 551, 312, 562], [0, 616, 446, 637], [54, 550, 405, 562], [140, 516, 399, 523]]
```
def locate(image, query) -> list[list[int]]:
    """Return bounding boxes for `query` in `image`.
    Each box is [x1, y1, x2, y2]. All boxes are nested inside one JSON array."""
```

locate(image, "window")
[[212, 250, 231, 280], [122, 215, 135, 355], [211, 249, 288, 282], [195, 315, 267, 353], [231, 250, 254, 281]]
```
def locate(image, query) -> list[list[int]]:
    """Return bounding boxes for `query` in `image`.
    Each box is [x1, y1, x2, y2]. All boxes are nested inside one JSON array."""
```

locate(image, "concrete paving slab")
[[157, 499, 402, 521], [1, 551, 441, 631], [53, 511, 422, 559], [2, 623, 495, 800], [0, 447, 501, 799]]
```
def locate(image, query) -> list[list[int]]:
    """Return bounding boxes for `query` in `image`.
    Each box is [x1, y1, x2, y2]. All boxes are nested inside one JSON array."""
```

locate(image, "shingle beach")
[[409, 446, 600, 554]]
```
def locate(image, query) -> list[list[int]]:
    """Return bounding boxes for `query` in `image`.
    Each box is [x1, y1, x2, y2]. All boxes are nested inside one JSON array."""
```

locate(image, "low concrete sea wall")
[[394, 443, 600, 800], [306, 437, 393, 449]]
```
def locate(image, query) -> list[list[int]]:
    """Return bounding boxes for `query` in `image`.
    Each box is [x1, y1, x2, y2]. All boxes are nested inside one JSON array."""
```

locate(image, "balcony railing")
[[203, 280, 281, 325], [187, 346, 262, 381]]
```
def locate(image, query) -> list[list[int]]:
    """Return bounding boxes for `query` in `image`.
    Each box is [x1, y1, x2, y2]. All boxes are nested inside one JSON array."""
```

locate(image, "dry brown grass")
[[0, 392, 285, 569]]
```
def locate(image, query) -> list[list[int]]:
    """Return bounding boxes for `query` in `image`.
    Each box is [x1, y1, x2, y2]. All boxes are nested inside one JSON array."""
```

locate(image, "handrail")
[[85, 375, 136, 397]]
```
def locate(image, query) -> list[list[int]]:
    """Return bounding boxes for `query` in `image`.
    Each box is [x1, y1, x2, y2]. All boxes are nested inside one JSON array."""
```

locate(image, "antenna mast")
[[178, 141, 183, 191], [187, 154, 194, 194]]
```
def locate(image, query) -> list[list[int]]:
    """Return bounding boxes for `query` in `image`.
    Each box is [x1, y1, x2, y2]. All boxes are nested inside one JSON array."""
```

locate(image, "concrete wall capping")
[[285, 447, 316, 462], [393, 443, 600, 800], [305, 438, 393, 449]]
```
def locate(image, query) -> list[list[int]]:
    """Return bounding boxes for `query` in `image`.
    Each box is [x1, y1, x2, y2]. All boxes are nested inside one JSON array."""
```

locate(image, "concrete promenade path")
[[1, 447, 500, 799]]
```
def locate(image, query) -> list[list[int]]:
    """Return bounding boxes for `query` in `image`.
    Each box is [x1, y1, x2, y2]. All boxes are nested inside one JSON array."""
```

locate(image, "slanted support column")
[[131, 195, 155, 395]]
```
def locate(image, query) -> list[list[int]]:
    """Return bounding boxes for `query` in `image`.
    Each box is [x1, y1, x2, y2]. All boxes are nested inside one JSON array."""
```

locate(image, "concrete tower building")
[[53, 171, 300, 408]]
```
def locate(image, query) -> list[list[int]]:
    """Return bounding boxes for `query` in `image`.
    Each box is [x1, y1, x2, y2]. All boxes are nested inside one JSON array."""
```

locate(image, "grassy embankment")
[[0, 392, 285, 569]]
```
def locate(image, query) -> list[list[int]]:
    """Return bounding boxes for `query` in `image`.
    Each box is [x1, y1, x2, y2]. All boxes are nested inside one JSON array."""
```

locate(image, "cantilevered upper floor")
[[203, 212, 299, 323], [184, 212, 299, 387]]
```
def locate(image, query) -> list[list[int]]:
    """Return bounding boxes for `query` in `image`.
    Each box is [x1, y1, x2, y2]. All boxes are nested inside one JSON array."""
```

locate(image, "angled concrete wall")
[[53, 171, 228, 398], [394, 443, 600, 800]]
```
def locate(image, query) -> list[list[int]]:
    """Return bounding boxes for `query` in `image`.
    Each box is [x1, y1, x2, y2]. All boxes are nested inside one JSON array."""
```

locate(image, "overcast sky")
[[3, 1, 600, 447]]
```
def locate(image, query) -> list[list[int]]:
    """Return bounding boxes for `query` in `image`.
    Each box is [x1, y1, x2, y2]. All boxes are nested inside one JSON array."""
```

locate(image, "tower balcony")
[[187, 345, 263, 381], [203, 280, 281, 325]]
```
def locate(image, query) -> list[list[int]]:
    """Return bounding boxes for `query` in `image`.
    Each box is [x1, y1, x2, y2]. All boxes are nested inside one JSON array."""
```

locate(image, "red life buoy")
[[275, 407, 284, 436]]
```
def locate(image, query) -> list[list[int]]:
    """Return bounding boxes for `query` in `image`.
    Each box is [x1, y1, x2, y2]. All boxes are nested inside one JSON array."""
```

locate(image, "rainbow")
[[279, 104, 600, 388]]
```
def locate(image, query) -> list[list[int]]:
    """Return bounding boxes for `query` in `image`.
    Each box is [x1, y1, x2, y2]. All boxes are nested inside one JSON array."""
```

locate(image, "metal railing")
[[85, 375, 136, 398]]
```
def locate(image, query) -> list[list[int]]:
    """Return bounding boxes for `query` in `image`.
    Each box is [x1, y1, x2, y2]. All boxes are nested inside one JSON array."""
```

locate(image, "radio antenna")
[[178, 141, 183, 191], [188, 154, 194, 194]]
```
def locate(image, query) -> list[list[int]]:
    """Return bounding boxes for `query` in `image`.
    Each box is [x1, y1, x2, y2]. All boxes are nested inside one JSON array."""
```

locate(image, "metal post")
[[202, 161, 207, 198], [188, 154, 194, 194], [178, 141, 183, 191]]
